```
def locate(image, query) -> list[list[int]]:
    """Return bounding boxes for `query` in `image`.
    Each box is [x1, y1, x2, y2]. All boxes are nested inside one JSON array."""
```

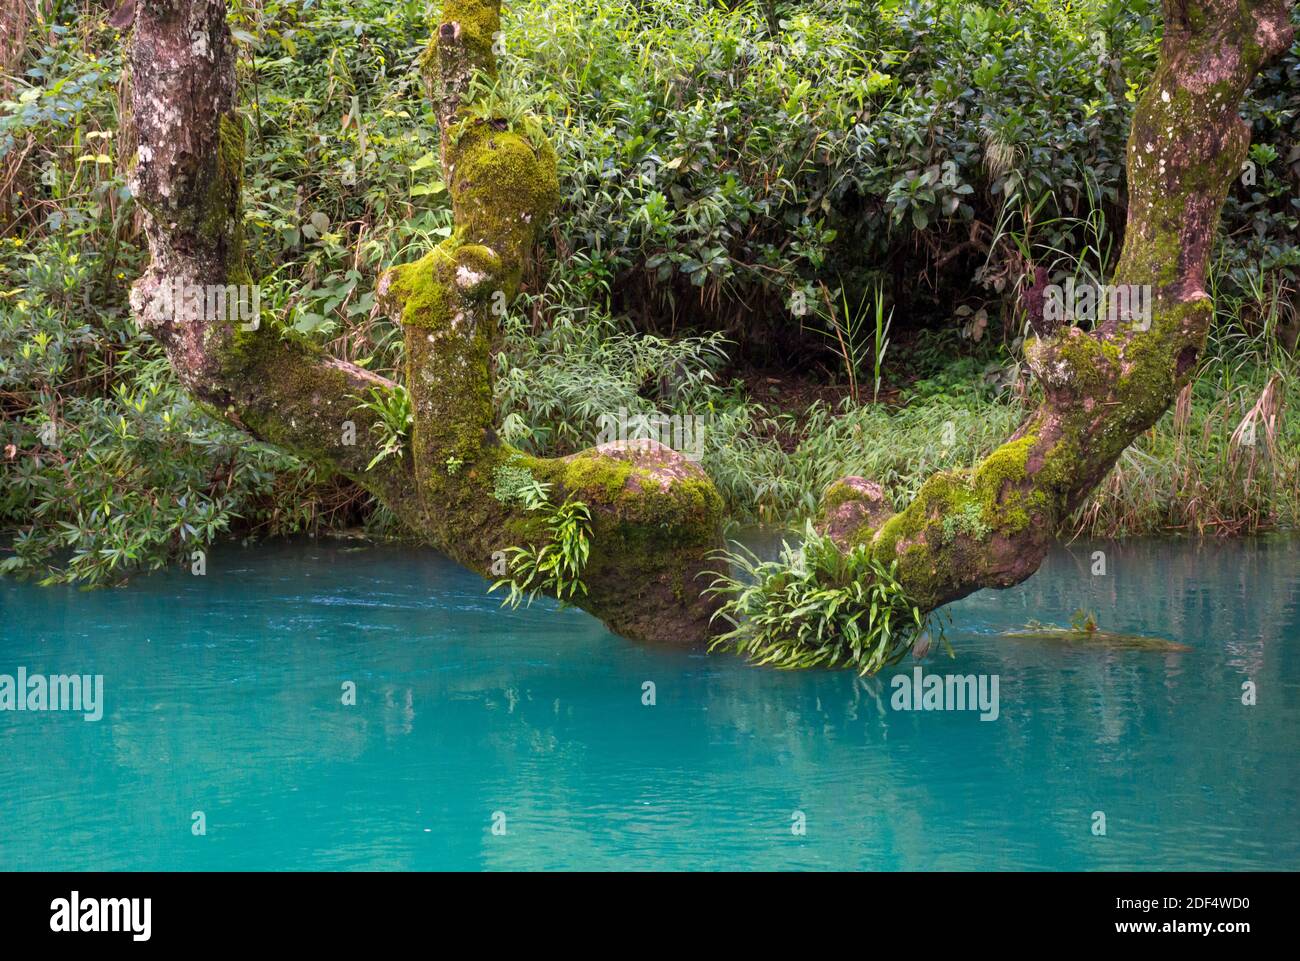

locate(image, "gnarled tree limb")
[[823, 0, 1295, 613], [129, 0, 1293, 650], [130, 0, 722, 644]]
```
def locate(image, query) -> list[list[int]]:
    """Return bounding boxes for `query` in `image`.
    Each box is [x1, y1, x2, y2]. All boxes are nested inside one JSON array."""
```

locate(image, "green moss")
[[530, 449, 723, 540], [1033, 435, 1082, 496], [820, 478, 868, 514], [428, 1, 500, 74], [551, 452, 635, 502], [383, 252, 454, 331], [197, 112, 242, 239], [1049, 332, 1120, 393], [872, 470, 965, 556], [446, 120, 559, 263], [972, 434, 1037, 531]]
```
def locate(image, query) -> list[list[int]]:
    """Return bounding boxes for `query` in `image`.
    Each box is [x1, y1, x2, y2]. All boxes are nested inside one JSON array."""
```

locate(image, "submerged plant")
[[1070, 608, 1100, 633], [705, 523, 947, 675]]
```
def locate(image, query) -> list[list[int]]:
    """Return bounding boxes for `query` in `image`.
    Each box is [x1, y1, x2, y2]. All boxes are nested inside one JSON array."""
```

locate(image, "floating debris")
[[1001, 622, 1192, 652]]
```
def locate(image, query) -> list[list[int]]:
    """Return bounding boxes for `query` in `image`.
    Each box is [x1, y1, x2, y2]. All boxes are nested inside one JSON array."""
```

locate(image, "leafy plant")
[[493, 296, 730, 455], [491, 460, 551, 509], [813, 283, 875, 403], [349, 384, 412, 471], [871, 283, 893, 403], [705, 522, 946, 674], [942, 501, 990, 543], [458, 69, 550, 151], [490, 493, 593, 609], [0, 236, 352, 587]]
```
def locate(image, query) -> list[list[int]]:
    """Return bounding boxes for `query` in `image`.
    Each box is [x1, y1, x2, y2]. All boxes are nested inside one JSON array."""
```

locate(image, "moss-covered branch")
[[368, 1, 727, 642], [820, 0, 1296, 613], [132, 0, 1290, 654], [128, 0, 722, 643]]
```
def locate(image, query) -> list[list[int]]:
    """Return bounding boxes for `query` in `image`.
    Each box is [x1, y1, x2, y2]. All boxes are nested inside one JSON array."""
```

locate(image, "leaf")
[[409, 151, 439, 171]]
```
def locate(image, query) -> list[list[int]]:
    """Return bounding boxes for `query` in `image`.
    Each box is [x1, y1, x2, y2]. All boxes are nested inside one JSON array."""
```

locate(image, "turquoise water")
[[1, 537, 1297, 871]]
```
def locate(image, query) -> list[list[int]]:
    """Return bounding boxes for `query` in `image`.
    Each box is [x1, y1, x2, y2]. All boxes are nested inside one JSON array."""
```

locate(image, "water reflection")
[[0, 537, 1296, 870]]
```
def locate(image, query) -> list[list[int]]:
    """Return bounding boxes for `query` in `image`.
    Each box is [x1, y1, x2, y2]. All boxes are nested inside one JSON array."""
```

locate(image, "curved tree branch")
[[375, 0, 723, 643], [130, 0, 723, 643], [823, 0, 1295, 613]]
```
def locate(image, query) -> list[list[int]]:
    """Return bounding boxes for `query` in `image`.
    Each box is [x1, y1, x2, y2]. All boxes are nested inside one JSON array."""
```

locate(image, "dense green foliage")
[[0, 227, 361, 584], [706, 523, 944, 673], [1, 0, 1297, 591]]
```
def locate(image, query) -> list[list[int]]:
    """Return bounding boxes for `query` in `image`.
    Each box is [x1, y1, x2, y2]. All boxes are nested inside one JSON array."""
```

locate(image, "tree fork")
[[375, 0, 725, 644], [129, 0, 724, 644]]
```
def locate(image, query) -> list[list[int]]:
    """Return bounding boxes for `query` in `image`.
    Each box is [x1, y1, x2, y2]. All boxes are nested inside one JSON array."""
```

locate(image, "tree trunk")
[[129, 0, 723, 645], [128, 0, 1294, 649]]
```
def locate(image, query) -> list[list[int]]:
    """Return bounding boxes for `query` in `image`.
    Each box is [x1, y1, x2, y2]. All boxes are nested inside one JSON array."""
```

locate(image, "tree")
[[127, 0, 1295, 649]]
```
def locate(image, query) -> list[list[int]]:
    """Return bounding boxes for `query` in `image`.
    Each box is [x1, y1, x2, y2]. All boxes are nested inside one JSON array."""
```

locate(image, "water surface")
[[1, 537, 1296, 870]]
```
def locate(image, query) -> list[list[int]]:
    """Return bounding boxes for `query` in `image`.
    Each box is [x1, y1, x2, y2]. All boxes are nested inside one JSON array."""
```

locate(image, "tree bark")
[[129, 0, 1294, 649]]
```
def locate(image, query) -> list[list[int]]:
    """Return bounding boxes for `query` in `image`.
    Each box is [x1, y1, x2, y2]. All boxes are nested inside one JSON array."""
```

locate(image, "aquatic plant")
[[1003, 620, 1192, 652], [1070, 608, 1100, 633]]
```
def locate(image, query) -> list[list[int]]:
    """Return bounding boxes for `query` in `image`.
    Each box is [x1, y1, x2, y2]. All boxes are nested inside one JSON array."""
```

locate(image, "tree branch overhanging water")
[[126, 0, 1296, 655]]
